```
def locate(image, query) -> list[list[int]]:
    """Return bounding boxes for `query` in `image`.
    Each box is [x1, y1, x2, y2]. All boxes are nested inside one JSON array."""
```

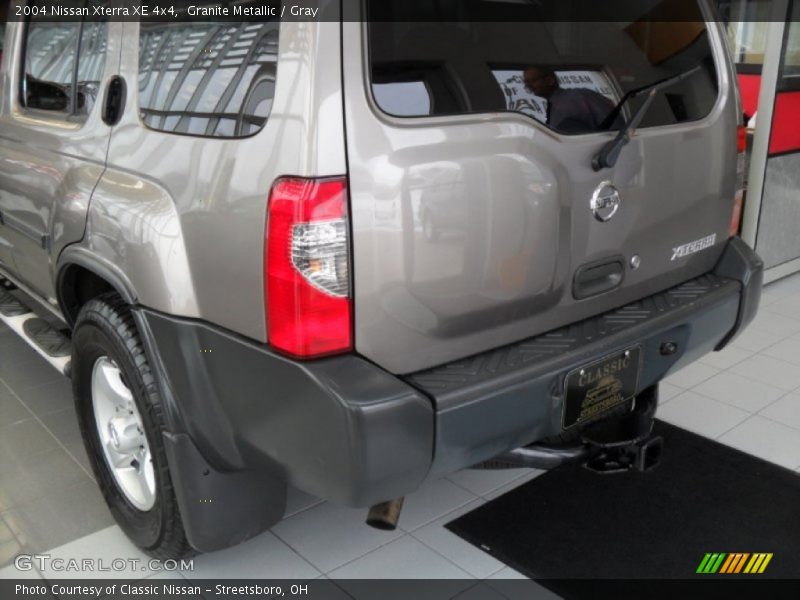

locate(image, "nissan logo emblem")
[[590, 182, 622, 222]]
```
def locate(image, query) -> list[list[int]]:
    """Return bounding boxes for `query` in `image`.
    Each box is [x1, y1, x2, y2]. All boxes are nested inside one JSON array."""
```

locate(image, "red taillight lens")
[[266, 177, 352, 358], [737, 124, 747, 154]]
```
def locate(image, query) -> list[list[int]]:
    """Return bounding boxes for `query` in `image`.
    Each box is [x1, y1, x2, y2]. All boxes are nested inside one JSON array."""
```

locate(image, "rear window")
[[367, 1, 719, 134], [138, 21, 279, 138]]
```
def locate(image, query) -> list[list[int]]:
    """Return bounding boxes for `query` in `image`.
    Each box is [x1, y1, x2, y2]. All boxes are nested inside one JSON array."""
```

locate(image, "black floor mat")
[[447, 421, 800, 586]]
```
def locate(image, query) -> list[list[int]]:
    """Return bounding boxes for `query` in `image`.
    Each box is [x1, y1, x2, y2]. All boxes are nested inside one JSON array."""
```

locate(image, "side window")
[[138, 21, 279, 138], [780, 5, 800, 88], [75, 22, 108, 116], [0, 2, 7, 62], [21, 5, 107, 117]]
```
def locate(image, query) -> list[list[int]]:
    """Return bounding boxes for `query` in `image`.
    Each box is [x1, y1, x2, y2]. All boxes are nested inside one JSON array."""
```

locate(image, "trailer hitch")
[[579, 389, 663, 474], [480, 386, 663, 474]]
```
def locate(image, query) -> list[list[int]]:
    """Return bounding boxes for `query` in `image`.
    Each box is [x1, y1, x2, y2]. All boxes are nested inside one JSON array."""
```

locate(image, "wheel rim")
[[91, 356, 156, 511]]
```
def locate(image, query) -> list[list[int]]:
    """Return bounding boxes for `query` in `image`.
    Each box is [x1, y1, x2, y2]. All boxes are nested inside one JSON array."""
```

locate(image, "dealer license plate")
[[562, 346, 642, 430]]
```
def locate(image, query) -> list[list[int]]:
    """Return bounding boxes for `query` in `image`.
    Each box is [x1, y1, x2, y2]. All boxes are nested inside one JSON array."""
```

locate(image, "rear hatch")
[[342, 0, 739, 374]]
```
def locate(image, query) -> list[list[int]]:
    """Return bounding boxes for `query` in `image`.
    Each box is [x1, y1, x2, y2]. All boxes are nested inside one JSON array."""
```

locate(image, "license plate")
[[562, 346, 642, 430]]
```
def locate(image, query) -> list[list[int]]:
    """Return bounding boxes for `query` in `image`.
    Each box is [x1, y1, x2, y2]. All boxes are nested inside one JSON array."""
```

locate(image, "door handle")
[[102, 76, 127, 126], [573, 257, 625, 300]]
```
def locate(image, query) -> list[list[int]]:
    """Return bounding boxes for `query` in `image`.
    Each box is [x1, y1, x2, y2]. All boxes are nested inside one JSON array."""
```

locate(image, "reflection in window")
[[372, 81, 432, 117], [492, 69, 619, 125], [0, 2, 7, 59], [138, 21, 279, 138], [24, 22, 79, 111], [76, 22, 108, 116], [718, 0, 772, 65], [782, 5, 800, 83], [22, 13, 107, 116], [368, 0, 718, 134]]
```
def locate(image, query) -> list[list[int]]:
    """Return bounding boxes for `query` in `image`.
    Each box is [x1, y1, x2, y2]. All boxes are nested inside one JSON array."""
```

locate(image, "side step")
[[0, 283, 72, 376]]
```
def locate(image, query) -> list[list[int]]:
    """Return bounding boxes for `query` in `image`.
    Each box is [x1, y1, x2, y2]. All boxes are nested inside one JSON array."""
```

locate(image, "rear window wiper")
[[592, 64, 704, 172]]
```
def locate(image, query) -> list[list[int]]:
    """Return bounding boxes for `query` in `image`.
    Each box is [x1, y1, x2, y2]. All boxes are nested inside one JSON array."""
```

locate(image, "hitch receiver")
[[583, 434, 663, 474], [479, 386, 664, 474]]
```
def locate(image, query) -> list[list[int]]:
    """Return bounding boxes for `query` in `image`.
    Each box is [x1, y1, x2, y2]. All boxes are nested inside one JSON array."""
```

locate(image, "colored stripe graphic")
[[710, 553, 726, 574], [697, 553, 726, 574], [758, 554, 773, 574], [697, 554, 713, 574], [744, 554, 759, 574], [721, 553, 740, 574], [699, 552, 773, 574], [734, 553, 750, 574], [719, 554, 735, 574], [705, 554, 719, 573]]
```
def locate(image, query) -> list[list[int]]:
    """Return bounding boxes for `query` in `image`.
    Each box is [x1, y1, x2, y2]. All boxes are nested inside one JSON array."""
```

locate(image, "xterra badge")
[[671, 234, 717, 261]]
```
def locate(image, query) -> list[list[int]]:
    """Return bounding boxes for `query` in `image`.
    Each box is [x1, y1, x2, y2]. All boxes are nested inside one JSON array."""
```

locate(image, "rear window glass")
[[367, 1, 719, 135], [138, 21, 279, 138]]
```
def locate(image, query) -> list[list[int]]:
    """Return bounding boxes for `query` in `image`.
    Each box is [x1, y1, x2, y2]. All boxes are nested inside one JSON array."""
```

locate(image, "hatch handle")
[[573, 258, 625, 300]]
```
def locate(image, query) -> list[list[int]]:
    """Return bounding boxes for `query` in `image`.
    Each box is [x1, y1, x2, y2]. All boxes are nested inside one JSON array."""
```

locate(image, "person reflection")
[[523, 66, 620, 133]]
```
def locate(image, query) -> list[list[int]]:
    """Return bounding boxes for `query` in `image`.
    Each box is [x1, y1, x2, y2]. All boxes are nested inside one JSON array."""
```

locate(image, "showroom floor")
[[1, 273, 800, 591]]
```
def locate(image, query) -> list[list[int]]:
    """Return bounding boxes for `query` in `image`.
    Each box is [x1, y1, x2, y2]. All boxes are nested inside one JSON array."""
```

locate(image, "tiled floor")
[[1, 273, 800, 591]]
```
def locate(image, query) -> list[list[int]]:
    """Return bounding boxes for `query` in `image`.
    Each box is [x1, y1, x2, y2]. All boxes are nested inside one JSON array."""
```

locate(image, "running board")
[[0, 285, 71, 376]]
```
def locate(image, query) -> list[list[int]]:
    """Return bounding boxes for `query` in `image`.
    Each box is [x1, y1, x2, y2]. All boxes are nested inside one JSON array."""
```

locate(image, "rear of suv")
[[0, 0, 762, 558]]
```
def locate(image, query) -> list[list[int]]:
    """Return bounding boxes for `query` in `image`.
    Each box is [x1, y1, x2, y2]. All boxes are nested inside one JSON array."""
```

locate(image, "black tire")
[[72, 293, 193, 559]]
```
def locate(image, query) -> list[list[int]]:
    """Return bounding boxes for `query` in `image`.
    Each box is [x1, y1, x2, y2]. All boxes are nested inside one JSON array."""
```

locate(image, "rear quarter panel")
[[77, 12, 346, 339]]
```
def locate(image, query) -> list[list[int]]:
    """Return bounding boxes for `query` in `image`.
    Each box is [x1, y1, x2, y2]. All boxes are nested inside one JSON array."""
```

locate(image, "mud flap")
[[163, 432, 287, 553]]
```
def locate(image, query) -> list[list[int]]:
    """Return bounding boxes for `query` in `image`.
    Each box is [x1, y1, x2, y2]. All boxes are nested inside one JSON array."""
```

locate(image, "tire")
[[72, 293, 192, 559]]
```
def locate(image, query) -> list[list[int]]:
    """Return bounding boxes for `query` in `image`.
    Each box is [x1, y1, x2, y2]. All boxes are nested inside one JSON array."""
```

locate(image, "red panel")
[[737, 74, 761, 119], [769, 91, 800, 155]]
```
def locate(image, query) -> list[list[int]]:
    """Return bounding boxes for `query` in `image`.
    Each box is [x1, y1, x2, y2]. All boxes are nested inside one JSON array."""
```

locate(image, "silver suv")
[[0, 0, 762, 558]]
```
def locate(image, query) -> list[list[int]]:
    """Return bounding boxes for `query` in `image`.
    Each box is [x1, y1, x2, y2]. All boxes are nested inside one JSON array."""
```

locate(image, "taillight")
[[737, 124, 747, 154], [266, 177, 352, 358], [731, 124, 747, 237]]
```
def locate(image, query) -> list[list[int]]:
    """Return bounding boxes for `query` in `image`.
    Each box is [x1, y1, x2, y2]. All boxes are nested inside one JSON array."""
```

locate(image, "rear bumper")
[[408, 237, 762, 477], [140, 237, 761, 542]]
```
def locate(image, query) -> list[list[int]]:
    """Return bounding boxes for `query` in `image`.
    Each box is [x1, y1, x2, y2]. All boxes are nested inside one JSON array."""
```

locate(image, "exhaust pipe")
[[366, 498, 404, 531]]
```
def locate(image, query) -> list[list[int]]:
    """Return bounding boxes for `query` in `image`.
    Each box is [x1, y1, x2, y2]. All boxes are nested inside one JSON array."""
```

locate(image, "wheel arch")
[[56, 246, 138, 328]]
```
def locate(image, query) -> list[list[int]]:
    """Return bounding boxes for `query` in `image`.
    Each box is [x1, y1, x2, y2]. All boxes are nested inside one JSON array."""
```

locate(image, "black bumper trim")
[[405, 273, 735, 399], [406, 238, 763, 402], [403, 238, 762, 477], [713, 237, 764, 350]]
